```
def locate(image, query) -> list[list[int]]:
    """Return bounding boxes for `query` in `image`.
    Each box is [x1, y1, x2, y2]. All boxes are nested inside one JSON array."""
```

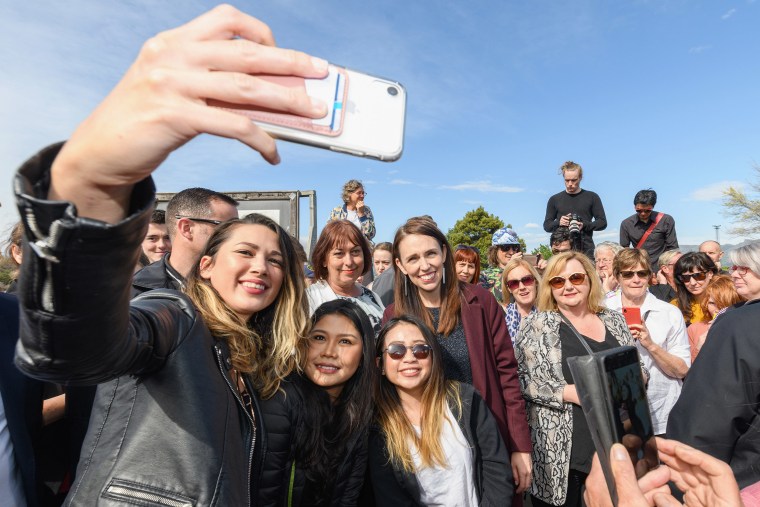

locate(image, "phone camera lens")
[[387, 86, 398, 96]]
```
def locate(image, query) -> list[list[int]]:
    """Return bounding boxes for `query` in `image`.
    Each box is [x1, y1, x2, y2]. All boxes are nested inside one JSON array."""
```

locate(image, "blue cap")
[[492, 227, 520, 246]]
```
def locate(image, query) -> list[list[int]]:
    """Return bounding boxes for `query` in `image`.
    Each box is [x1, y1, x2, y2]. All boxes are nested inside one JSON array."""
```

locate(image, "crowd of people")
[[1, 6, 759, 507]]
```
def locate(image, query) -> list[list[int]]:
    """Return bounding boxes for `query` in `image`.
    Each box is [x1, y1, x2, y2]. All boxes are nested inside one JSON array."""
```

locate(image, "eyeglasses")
[[548, 272, 587, 289], [730, 265, 750, 276], [551, 247, 572, 255], [678, 271, 708, 283], [619, 270, 650, 280], [635, 208, 653, 215], [175, 215, 223, 226], [506, 275, 536, 291], [383, 343, 432, 360], [498, 244, 521, 253]]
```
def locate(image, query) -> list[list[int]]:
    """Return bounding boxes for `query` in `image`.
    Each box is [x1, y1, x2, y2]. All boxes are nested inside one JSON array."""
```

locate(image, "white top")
[[411, 404, 479, 507], [306, 280, 385, 334], [345, 209, 362, 230], [606, 292, 691, 434], [0, 392, 26, 507]]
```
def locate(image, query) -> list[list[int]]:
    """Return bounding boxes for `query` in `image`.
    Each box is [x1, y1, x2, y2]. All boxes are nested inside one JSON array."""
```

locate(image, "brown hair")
[[537, 251, 604, 313], [559, 160, 583, 178], [311, 220, 372, 281], [341, 180, 364, 204], [184, 213, 309, 399], [392, 217, 462, 336], [454, 246, 481, 284], [3, 222, 23, 267], [700, 274, 742, 317], [613, 248, 652, 279]]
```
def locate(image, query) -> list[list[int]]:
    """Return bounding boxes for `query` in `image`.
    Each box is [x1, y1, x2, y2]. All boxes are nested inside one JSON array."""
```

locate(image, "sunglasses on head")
[[506, 275, 536, 291], [678, 271, 708, 283], [548, 272, 587, 289], [498, 244, 521, 253], [384, 343, 432, 360], [619, 270, 650, 280]]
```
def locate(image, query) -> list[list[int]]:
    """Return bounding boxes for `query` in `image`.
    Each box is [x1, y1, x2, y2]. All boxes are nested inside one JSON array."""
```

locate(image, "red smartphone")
[[622, 307, 642, 327]]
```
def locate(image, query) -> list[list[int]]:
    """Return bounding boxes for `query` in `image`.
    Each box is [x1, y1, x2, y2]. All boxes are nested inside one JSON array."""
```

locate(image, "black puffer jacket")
[[13, 144, 265, 506], [257, 374, 368, 507]]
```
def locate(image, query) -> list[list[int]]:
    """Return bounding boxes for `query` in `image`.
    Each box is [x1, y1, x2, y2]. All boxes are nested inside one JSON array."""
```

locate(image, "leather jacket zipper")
[[24, 208, 62, 313], [104, 483, 193, 507], [215, 345, 255, 507]]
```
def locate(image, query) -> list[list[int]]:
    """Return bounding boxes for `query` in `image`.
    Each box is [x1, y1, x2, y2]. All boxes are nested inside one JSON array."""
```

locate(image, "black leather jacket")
[[13, 144, 264, 506]]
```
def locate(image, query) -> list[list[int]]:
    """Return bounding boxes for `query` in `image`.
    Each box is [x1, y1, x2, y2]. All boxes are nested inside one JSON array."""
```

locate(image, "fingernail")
[[612, 445, 627, 461], [311, 97, 327, 116], [272, 151, 281, 165], [311, 57, 328, 72]]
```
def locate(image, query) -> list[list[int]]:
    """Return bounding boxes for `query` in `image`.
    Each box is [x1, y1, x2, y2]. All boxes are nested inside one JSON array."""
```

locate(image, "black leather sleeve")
[[12, 143, 190, 385]]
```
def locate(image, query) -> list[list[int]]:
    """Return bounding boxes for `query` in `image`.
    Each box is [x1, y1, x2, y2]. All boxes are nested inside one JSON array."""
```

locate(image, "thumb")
[[610, 443, 646, 501]]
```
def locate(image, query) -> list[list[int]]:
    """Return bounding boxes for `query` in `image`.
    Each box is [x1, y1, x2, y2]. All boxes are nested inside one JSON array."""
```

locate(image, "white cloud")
[[524, 223, 540, 229], [690, 181, 746, 201], [439, 180, 524, 193], [721, 8, 737, 19], [689, 45, 712, 54], [390, 179, 413, 185]]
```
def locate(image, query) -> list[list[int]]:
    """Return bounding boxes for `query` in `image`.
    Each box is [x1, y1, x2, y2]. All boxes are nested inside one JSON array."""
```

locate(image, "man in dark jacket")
[[131, 187, 238, 296], [619, 189, 679, 271]]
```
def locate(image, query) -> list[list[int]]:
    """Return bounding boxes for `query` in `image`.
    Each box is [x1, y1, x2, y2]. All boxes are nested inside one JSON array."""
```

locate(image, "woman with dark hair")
[[12, 6, 324, 504], [671, 252, 718, 325], [369, 315, 512, 506], [328, 179, 376, 243], [257, 299, 377, 506], [384, 216, 532, 501], [454, 244, 481, 284], [308, 220, 384, 333]]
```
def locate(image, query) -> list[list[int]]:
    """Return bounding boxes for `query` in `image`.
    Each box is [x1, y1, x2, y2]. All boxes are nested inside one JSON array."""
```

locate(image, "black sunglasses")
[[506, 275, 536, 291], [548, 272, 587, 289], [678, 271, 708, 283], [498, 244, 521, 253], [619, 270, 650, 280], [175, 215, 223, 226], [384, 343, 432, 360]]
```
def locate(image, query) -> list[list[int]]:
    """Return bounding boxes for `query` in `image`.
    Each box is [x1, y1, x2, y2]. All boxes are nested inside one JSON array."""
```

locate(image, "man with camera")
[[543, 161, 607, 258]]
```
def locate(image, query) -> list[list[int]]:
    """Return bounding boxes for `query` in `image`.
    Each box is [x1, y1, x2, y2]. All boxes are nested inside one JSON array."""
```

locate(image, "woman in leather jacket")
[[12, 6, 329, 506], [257, 299, 377, 507]]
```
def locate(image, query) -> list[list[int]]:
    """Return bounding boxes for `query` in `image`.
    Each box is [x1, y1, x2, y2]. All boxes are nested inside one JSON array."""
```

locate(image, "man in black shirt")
[[543, 161, 607, 258], [619, 189, 678, 271]]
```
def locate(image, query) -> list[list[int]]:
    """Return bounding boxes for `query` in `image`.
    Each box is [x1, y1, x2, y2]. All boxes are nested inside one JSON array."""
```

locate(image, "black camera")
[[568, 214, 582, 237]]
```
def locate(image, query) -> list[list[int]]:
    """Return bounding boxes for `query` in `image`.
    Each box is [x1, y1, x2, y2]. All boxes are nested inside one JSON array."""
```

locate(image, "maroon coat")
[[383, 283, 531, 453]]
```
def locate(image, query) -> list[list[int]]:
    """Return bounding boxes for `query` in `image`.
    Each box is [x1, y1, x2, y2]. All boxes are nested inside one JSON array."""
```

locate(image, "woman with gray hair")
[[728, 241, 760, 303], [328, 179, 376, 243], [594, 241, 623, 296]]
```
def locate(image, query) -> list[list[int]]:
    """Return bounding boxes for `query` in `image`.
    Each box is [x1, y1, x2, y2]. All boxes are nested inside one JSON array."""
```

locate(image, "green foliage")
[[723, 165, 760, 236], [532, 244, 553, 260], [0, 256, 17, 291], [446, 207, 504, 266]]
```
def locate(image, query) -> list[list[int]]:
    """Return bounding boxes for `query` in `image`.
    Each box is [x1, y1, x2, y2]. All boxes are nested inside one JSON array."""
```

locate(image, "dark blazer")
[[0, 292, 43, 506], [368, 383, 513, 506], [384, 283, 531, 453], [667, 299, 760, 488]]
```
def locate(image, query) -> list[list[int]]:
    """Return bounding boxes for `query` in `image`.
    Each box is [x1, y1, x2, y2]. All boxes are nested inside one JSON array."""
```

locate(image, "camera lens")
[[387, 86, 398, 96]]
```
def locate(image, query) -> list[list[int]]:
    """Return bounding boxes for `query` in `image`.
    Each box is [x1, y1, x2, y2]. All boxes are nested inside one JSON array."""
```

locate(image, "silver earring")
[[404, 275, 408, 297], [442, 268, 446, 285]]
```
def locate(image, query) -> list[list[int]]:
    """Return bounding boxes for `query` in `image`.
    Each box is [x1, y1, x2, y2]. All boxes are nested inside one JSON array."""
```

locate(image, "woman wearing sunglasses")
[[501, 259, 542, 343], [369, 315, 513, 506], [384, 217, 532, 502], [604, 248, 690, 437], [514, 251, 638, 507], [257, 300, 376, 506], [454, 244, 482, 284], [671, 252, 718, 326]]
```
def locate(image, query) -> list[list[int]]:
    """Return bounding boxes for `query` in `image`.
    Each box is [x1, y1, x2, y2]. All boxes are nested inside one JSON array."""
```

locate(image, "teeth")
[[420, 273, 435, 281], [318, 365, 338, 371], [242, 282, 265, 290]]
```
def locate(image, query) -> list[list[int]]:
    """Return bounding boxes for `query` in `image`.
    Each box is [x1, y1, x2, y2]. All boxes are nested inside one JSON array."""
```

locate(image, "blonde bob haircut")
[[501, 258, 541, 299], [537, 251, 605, 313]]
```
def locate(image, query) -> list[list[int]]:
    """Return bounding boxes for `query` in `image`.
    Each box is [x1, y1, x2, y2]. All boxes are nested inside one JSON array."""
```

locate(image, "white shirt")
[[306, 280, 385, 334], [345, 209, 362, 230], [0, 391, 26, 507], [412, 404, 479, 507], [606, 292, 691, 434]]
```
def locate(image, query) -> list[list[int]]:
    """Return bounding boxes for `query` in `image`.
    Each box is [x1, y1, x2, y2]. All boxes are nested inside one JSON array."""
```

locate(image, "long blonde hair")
[[184, 214, 309, 399], [537, 251, 605, 313], [375, 316, 462, 472]]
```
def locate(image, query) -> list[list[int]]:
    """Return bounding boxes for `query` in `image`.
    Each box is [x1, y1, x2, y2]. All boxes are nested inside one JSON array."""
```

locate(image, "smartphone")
[[622, 307, 642, 327], [599, 347, 658, 477], [212, 65, 406, 162], [522, 254, 539, 267]]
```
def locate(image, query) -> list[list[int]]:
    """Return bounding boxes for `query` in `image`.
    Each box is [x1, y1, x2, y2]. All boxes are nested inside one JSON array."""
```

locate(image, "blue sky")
[[2, 0, 759, 251]]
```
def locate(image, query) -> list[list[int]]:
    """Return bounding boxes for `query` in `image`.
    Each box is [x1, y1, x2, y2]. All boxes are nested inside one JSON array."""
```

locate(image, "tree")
[[448, 207, 525, 266], [532, 244, 552, 260], [723, 165, 760, 236]]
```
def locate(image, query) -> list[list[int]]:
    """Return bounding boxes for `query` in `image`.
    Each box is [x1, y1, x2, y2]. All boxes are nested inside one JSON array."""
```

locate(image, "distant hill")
[[680, 238, 758, 254]]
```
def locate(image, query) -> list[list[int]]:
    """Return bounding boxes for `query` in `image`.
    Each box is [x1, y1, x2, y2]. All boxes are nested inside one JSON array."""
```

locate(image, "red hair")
[[454, 247, 481, 283]]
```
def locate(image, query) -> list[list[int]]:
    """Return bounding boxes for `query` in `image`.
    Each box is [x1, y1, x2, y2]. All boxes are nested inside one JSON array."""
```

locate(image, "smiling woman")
[[307, 220, 385, 333]]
